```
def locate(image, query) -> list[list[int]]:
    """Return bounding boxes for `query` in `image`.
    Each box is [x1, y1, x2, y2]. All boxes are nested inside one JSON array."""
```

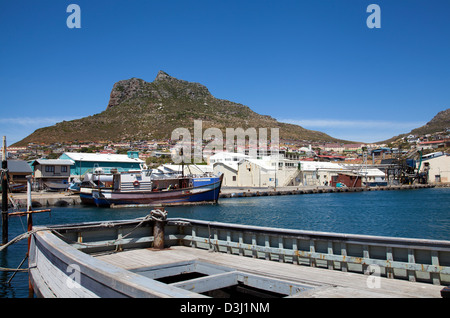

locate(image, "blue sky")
[[0, 0, 449, 145]]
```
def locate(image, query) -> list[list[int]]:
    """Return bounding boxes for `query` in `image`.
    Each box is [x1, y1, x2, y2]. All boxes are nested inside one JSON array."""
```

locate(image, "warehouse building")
[[59, 152, 144, 178]]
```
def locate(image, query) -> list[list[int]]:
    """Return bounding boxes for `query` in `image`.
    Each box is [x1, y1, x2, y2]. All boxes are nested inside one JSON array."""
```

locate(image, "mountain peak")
[[107, 77, 145, 109], [106, 71, 212, 109], [155, 70, 172, 81], [13, 71, 345, 146]]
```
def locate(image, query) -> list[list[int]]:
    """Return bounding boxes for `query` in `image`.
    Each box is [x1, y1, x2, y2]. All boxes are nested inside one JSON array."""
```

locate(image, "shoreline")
[[2, 183, 447, 208], [219, 183, 441, 198]]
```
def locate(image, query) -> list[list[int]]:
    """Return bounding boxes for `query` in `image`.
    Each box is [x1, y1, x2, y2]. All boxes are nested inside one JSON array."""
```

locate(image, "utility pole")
[[2, 136, 8, 244]]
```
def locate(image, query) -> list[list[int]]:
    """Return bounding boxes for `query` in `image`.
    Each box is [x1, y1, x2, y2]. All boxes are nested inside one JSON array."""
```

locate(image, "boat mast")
[[180, 148, 184, 178], [1, 136, 8, 244]]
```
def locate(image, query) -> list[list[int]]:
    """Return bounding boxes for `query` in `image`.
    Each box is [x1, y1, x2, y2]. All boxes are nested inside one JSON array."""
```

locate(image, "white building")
[[155, 164, 214, 177], [208, 152, 250, 165], [210, 152, 388, 187], [299, 161, 347, 186], [209, 152, 248, 186], [298, 145, 316, 156], [419, 152, 450, 183], [297, 162, 386, 187], [211, 152, 299, 187], [359, 168, 387, 186]]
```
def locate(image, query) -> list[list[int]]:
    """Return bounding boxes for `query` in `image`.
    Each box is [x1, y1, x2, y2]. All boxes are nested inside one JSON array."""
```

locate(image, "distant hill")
[[384, 108, 450, 143], [14, 71, 347, 146]]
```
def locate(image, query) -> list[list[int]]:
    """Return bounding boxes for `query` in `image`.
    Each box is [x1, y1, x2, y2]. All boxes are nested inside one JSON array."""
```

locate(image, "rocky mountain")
[[14, 71, 345, 146], [409, 108, 450, 136], [385, 108, 450, 143]]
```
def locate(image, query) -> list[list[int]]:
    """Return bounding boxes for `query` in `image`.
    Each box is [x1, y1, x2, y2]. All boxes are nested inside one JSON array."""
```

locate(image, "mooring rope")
[[149, 208, 167, 222], [0, 210, 165, 261], [0, 231, 35, 253], [51, 210, 164, 247]]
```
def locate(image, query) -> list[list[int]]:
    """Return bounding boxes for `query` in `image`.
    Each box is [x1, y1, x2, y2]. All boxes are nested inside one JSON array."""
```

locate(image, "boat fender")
[[133, 180, 140, 187]]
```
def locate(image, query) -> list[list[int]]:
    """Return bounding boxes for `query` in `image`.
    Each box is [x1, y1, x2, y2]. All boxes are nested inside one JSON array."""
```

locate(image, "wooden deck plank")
[[94, 246, 443, 298]]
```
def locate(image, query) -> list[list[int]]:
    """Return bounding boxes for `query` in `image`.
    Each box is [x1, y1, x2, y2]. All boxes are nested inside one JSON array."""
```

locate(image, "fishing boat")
[[27, 210, 450, 298], [80, 166, 223, 207], [43, 180, 70, 191], [68, 178, 82, 193], [4, 183, 27, 193], [79, 169, 115, 205]]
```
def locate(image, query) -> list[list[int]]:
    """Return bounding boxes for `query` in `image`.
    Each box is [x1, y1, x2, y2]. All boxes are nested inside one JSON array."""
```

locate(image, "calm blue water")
[[1, 187, 449, 297]]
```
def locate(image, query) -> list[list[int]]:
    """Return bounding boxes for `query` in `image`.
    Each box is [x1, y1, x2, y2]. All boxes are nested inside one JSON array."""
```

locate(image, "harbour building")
[[59, 152, 144, 178]]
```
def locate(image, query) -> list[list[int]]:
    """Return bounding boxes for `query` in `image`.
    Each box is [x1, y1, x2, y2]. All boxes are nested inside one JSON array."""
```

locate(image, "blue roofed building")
[[59, 152, 145, 178]]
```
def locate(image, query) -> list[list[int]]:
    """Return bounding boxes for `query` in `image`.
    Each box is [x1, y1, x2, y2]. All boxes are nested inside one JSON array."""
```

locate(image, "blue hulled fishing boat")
[[79, 166, 223, 207]]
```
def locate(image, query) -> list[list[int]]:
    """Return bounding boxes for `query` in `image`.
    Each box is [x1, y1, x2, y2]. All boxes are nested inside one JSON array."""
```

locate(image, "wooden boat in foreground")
[[28, 211, 450, 298]]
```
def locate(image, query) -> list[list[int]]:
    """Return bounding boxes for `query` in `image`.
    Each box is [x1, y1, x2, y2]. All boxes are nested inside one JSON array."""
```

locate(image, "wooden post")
[[26, 175, 32, 212], [26, 176, 33, 252], [152, 208, 167, 249], [27, 208, 34, 298], [26, 175, 33, 297], [153, 219, 165, 249], [2, 136, 8, 245]]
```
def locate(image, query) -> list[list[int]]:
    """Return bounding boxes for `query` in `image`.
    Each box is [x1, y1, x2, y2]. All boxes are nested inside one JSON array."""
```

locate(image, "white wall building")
[[210, 152, 388, 187], [155, 164, 214, 177], [419, 152, 450, 183], [299, 161, 347, 186], [211, 152, 299, 187]]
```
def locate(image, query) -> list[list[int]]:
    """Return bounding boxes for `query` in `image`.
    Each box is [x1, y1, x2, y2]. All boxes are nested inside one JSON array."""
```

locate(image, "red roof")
[[317, 155, 346, 159], [419, 139, 449, 145]]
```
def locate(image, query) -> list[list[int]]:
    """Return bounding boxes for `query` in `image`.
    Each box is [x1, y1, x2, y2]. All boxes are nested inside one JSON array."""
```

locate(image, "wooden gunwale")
[[29, 217, 450, 297]]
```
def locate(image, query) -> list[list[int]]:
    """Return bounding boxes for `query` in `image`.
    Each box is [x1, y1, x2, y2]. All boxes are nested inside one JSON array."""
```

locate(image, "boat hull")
[[29, 217, 450, 298], [91, 176, 223, 207], [80, 192, 95, 205]]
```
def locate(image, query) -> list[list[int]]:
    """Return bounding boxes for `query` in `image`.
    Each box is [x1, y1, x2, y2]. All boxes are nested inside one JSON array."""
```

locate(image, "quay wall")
[[2, 183, 444, 208], [4, 193, 82, 209], [219, 184, 440, 198]]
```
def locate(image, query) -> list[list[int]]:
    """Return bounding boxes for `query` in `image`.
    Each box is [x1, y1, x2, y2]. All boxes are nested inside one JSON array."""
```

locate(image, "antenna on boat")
[[1, 136, 8, 244]]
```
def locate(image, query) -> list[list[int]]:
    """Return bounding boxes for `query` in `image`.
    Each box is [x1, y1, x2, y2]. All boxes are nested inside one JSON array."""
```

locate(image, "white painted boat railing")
[[49, 217, 450, 286], [168, 219, 450, 286]]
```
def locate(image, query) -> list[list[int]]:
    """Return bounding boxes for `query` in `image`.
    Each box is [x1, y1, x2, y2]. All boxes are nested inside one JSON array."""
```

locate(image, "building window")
[[45, 166, 55, 173], [61, 166, 68, 173], [232, 176, 237, 181]]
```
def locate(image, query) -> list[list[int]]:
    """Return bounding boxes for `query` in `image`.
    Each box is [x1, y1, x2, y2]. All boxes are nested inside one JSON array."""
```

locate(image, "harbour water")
[[1, 187, 449, 298]]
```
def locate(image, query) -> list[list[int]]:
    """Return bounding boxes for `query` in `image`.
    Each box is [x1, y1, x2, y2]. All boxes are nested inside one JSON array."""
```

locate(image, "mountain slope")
[[384, 108, 450, 143], [14, 71, 346, 146], [409, 108, 449, 136]]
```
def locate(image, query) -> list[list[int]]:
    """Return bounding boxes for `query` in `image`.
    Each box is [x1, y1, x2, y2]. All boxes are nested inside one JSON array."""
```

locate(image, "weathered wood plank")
[[31, 217, 449, 298], [96, 246, 443, 298], [30, 231, 207, 298]]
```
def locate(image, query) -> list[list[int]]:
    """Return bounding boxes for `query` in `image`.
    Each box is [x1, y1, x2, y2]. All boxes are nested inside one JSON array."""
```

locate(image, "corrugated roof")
[[299, 161, 346, 171], [34, 159, 75, 166], [244, 158, 275, 171], [5, 160, 32, 173], [213, 161, 238, 172], [61, 152, 144, 163]]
